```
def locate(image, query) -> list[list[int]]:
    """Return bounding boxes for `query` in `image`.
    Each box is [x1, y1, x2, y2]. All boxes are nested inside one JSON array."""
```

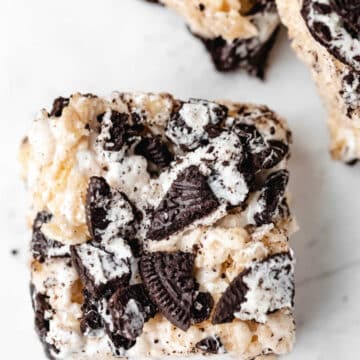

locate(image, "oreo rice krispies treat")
[[19, 92, 297, 359], [146, 0, 280, 78], [276, 0, 360, 164]]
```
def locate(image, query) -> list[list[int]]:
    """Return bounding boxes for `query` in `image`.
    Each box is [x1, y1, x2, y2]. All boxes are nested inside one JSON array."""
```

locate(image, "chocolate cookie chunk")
[[198, 27, 279, 78], [234, 123, 289, 170], [50, 97, 69, 117], [97, 110, 130, 151], [31, 286, 52, 339], [31, 212, 70, 262], [140, 251, 209, 331], [253, 170, 289, 226], [107, 332, 136, 355], [301, 0, 360, 71], [191, 292, 214, 324], [80, 289, 103, 334], [86, 176, 136, 243], [108, 284, 157, 340], [196, 335, 226, 354], [30, 285, 59, 359], [212, 252, 295, 324], [70, 240, 131, 298], [264, 140, 289, 169], [135, 136, 173, 168], [147, 166, 219, 240], [166, 99, 227, 150]]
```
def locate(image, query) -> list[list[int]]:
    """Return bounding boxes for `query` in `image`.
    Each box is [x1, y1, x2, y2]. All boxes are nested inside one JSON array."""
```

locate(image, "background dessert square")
[[3, 0, 360, 359], [277, 0, 360, 164]]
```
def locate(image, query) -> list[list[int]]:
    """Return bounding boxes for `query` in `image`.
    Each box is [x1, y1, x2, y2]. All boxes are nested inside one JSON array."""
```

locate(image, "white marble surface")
[[1, 0, 360, 359]]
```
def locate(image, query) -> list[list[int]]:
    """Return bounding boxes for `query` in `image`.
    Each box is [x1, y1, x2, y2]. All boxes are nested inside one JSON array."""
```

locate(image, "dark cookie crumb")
[[107, 331, 136, 354], [191, 292, 214, 324], [31, 211, 70, 263], [85, 177, 112, 241], [109, 284, 157, 340], [30, 284, 59, 359], [97, 111, 131, 151], [253, 170, 289, 226], [50, 97, 69, 117], [196, 335, 226, 354], [135, 136, 173, 168], [10, 248, 19, 256], [80, 289, 103, 334], [346, 158, 359, 166], [195, 26, 279, 78], [147, 166, 219, 240]]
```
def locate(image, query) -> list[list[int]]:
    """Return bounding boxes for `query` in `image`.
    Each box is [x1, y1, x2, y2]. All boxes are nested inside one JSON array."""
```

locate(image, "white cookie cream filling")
[[234, 252, 295, 323], [74, 238, 131, 286]]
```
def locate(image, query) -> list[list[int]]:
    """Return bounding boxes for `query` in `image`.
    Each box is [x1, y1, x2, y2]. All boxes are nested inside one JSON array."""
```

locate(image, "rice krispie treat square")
[[20, 92, 297, 359], [147, 0, 280, 78], [276, 0, 360, 164]]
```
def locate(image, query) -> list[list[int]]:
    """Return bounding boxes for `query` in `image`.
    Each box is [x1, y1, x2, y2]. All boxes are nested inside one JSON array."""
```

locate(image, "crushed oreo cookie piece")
[[30, 285, 59, 359], [234, 123, 270, 169], [31, 211, 70, 262], [140, 251, 205, 331], [107, 332, 136, 355], [166, 99, 227, 150], [50, 97, 69, 117], [212, 268, 249, 324], [196, 27, 279, 78], [135, 136, 173, 168], [347, 158, 359, 166], [70, 240, 131, 298], [147, 166, 219, 240], [302, 0, 360, 71], [31, 285, 52, 339], [191, 292, 214, 324], [263, 140, 289, 168], [233, 123, 289, 170], [86, 177, 111, 240], [196, 335, 226, 354], [253, 170, 289, 226], [212, 252, 295, 324], [86, 176, 136, 243], [109, 284, 157, 340], [332, 0, 360, 36], [97, 110, 129, 151], [80, 289, 103, 334]]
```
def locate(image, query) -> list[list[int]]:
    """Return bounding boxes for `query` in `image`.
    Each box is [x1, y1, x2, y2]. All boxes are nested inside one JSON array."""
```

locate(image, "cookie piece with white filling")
[[276, 0, 360, 164], [20, 92, 296, 359], [147, 0, 280, 78]]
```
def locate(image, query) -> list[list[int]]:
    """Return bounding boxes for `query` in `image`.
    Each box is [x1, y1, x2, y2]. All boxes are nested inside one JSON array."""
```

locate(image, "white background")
[[1, 0, 360, 359]]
